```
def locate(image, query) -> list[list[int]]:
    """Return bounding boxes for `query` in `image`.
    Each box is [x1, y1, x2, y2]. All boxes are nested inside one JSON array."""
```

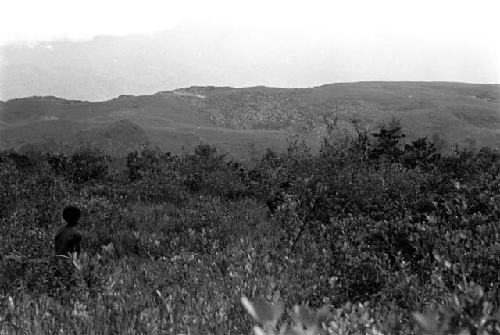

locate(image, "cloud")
[[0, 0, 498, 91], [1, 0, 499, 45], [0, 0, 184, 45]]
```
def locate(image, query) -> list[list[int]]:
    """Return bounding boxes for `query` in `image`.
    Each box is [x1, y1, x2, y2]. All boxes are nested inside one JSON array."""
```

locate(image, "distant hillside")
[[68, 119, 150, 156], [0, 82, 499, 157]]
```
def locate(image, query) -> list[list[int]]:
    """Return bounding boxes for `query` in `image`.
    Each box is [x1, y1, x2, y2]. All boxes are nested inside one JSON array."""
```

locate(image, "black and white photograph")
[[0, 0, 499, 333]]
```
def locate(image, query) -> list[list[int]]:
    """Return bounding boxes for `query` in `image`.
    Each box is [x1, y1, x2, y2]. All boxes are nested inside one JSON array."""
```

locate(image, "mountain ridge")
[[1, 81, 499, 158]]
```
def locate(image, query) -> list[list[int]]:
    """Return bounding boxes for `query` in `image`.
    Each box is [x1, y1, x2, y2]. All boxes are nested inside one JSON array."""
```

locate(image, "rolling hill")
[[0, 81, 499, 158]]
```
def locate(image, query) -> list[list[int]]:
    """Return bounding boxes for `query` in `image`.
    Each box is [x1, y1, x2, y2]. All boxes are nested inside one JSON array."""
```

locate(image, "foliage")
[[368, 118, 405, 162], [47, 147, 110, 185], [412, 282, 500, 335], [1, 123, 499, 334]]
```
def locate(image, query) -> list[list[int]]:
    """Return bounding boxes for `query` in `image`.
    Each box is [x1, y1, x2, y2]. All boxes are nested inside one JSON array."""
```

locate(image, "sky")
[[0, 0, 499, 100], [1, 0, 499, 45]]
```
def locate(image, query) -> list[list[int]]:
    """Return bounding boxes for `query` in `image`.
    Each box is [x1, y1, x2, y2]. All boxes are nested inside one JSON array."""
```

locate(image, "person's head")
[[63, 206, 81, 226]]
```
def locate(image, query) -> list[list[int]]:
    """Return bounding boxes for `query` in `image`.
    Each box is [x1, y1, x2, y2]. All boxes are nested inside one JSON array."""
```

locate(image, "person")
[[55, 206, 82, 258]]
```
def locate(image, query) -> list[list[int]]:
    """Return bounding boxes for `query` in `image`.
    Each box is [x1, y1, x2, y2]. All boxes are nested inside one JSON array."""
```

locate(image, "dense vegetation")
[[1, 120, 499, 334]]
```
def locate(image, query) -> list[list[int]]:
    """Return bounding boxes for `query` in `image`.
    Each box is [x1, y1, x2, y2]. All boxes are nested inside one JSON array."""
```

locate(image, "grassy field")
[[1, 125, 499, 334]]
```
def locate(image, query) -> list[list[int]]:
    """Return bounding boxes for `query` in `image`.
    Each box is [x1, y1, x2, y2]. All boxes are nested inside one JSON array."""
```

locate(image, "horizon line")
[[2, 80, 499, 103]]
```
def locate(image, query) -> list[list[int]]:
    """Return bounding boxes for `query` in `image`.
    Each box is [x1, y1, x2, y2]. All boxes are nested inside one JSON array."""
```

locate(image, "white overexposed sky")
[[0, 0, 499, 100], [1, 0, 499, 45]]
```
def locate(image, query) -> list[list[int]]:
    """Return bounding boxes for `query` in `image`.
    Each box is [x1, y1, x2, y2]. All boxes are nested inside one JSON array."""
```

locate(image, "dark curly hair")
[[63, 206, 81, 226]]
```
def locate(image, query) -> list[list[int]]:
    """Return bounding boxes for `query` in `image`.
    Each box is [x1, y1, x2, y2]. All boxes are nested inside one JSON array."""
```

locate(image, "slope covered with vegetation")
[[1, 82, 499, 159], [1, 120, 499, 334]]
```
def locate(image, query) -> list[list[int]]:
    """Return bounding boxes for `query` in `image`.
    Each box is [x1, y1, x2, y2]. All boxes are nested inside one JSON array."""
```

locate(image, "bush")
[[47, 148, 110, 184], [1, 122, 500, 334]]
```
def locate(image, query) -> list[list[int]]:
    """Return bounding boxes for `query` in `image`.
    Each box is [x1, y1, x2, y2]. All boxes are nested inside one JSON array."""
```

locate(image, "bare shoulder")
[[55, 228, 64, 240], [55, 226, 81, 237]]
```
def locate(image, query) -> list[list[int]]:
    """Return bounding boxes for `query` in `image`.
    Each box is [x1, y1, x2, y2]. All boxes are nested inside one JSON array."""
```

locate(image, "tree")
[[368, 118, 405, 161]]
